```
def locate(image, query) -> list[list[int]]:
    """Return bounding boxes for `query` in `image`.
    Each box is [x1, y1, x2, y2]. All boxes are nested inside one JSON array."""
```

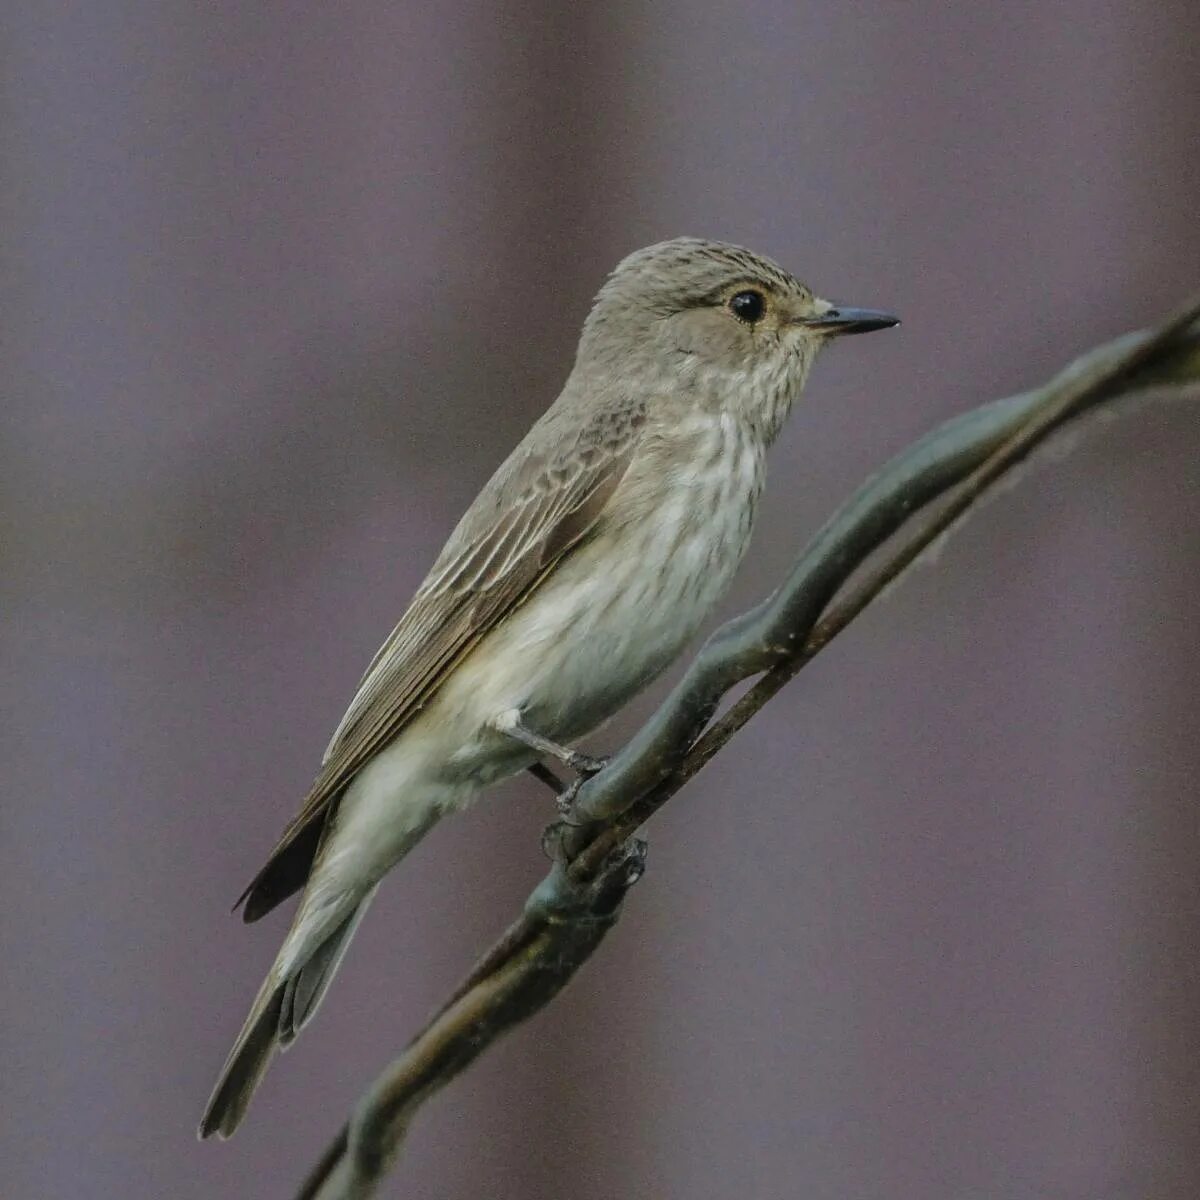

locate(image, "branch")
[[297, 299, 1200, 1200]]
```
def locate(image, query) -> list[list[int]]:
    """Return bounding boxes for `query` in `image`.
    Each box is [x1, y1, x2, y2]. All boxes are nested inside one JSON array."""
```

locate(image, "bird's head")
[[577, 237, 898, 435]]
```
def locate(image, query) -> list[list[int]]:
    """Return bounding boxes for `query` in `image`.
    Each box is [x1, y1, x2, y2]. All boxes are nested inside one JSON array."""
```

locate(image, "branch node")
[[526, 836, 648, 924]]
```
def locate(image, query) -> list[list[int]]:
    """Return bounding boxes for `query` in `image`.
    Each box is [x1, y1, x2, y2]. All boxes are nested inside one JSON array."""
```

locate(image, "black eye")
[[728, 289, 765, 323]]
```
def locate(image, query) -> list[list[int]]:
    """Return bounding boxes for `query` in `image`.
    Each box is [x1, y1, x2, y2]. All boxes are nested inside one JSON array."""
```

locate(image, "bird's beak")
[[797, 306, 900, 337]]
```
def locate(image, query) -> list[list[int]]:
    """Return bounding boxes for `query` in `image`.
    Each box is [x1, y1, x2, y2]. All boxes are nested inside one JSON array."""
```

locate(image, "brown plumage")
[[237, 399, 645, 922], [200, 237, 897, 1138]]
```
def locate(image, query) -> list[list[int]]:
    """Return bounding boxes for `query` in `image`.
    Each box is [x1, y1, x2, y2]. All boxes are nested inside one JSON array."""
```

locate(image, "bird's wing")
[[236, 397, 645, 918]]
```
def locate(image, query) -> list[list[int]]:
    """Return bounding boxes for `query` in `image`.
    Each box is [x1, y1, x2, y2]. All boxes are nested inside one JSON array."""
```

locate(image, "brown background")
[[4, 3, 1200, 1198]]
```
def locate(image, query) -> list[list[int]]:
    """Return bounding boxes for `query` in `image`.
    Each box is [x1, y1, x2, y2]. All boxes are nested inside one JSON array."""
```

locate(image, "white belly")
[[430, 413, 764, 783]]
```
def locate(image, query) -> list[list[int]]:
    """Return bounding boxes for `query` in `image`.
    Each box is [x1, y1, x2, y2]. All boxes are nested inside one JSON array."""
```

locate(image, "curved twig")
[[296, 298, 1200, 1200]]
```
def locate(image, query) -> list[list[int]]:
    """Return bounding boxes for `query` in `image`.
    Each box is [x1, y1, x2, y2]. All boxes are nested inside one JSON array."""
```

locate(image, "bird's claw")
[[565, 750, 610, 776], [552, 778, 587, 824], [541, 759, 607, 858], [556, 753, 608, 822]]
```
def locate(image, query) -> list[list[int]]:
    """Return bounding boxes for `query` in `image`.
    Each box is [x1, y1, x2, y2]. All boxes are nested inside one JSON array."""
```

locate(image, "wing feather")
[[236, 398, 644, 917]]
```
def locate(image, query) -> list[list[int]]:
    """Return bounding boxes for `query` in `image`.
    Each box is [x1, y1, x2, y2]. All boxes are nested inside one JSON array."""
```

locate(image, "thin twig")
[[296, 300, 1200, 1200]]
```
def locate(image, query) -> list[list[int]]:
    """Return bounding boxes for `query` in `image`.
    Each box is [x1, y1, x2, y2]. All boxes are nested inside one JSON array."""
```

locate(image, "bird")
[[198, 236, 898, 1138]]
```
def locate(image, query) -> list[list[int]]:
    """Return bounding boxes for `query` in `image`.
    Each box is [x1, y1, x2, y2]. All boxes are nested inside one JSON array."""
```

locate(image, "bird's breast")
[[437, 414, 766, 756]]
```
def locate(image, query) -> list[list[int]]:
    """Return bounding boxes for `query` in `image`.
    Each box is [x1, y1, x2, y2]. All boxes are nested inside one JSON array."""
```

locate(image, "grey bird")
[[199, 237, 897, 1138]]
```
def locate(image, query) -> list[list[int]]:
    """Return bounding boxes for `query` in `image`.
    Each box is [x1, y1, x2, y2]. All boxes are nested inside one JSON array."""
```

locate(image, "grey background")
[[5, 3, 1200, 1198]]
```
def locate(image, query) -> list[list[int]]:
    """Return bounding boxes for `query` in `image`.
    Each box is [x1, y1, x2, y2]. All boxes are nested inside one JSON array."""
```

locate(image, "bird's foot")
[[563, 749, 609, 777], [555, 753, 609, 820], [540, 753, 611, 858]]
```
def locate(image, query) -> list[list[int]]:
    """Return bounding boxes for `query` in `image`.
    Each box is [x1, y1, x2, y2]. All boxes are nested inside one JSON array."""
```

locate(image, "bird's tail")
[[198, 889, 376, 1140]]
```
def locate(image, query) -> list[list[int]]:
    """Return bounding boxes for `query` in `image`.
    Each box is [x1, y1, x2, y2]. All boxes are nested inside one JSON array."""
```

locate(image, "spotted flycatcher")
[[199, 237, 898, 1137]]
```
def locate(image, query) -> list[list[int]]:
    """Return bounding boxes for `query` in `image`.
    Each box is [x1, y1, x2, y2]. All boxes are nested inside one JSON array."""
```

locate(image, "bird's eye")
[[728, 289, 766, 323]]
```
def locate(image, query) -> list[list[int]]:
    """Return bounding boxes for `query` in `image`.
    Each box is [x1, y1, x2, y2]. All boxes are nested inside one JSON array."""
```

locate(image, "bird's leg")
[[495, 710, 608, 822], [494, 710, 608, 776], [526, 761, 566, 796]]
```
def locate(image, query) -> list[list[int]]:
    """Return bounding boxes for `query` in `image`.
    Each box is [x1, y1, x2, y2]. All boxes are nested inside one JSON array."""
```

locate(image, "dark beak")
[[800, 306, 900, 336]]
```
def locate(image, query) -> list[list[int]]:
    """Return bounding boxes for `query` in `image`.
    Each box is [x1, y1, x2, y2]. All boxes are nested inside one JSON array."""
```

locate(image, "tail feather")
[[198, 978, 286, 1140], [280, 886, 377, 1043], [198, 890, 375, 1140], [202, 790, 442, 1139]]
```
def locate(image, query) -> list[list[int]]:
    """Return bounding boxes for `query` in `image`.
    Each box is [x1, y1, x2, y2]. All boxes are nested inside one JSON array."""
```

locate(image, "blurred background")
[[4, 3, 1200, 1198]]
